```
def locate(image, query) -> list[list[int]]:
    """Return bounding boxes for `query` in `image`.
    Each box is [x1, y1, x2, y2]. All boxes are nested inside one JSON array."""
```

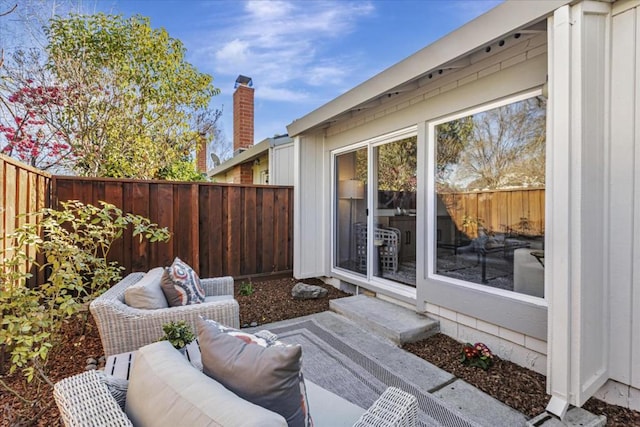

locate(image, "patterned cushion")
[[160, 257, 205, 306], [124, 267, 168, 309], [197, 318, 312, 427]]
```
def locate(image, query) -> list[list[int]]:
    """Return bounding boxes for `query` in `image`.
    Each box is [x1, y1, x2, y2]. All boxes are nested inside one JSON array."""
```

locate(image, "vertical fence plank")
[[261, 189, 275, 273], [0, 155, 51, 287], [242, 187, 257, 276], [226, 186, 242, 276]]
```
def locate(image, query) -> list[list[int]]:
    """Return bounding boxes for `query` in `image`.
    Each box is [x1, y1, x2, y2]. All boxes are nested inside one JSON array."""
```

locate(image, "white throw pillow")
[[123, 267, 169, 309]]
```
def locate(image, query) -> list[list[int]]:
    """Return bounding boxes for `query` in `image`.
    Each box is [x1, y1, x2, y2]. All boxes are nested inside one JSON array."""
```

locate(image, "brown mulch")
[[405, 336, 640, 426], [1, 275, 638, 426]]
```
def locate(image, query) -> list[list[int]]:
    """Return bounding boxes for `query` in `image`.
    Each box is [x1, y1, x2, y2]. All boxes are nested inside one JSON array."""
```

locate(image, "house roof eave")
[[286, 0, 572, 137], [208, 139, 270, 177]]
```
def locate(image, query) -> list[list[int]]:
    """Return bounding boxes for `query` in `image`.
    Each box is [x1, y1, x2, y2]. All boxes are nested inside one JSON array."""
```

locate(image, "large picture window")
[[433, 94, 546, 298]]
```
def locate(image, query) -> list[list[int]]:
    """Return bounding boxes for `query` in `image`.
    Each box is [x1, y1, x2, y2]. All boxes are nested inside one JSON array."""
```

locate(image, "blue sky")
[[93, 0, 502, 147]]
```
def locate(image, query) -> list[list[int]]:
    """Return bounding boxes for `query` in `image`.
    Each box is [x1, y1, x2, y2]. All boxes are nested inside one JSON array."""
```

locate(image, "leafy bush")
[[238, 281, 254, 296], [0, 200, 170, 382], [158, 320, 195, 350]]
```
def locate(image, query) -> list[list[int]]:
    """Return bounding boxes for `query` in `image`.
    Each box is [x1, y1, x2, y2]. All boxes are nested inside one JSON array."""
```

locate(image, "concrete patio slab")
[[250, 310, 530, 426], [433, 379, 528, 426]]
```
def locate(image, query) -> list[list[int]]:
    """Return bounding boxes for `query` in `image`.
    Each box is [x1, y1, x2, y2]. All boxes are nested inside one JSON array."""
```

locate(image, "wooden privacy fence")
[[0, 154, 51, 286], [438, 187, 545, 239], [52, 177, 293, 278]]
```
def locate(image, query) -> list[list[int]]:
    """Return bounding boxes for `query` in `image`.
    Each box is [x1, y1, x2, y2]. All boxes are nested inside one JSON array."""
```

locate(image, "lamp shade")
[[339, 179, 364, 200]]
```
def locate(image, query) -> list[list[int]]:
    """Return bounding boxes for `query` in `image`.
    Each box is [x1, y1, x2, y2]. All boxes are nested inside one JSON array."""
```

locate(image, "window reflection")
[[434, 96, 546, 297]]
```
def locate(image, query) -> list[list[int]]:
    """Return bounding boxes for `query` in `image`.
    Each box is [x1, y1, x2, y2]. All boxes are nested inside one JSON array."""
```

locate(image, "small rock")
[[242, 323, 249, 328], [98, 356, 106, 364], [250, 321, 258, 327], [86, 357, 97, 365], [291, 282, 328, 299], [85, 364, 97, 371]]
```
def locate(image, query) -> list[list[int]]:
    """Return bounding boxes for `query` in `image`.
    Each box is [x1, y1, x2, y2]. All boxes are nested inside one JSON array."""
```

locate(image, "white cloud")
[[257, 85, 309, 102], [199, 0, 374, 103], [215, 39, 251, 65]]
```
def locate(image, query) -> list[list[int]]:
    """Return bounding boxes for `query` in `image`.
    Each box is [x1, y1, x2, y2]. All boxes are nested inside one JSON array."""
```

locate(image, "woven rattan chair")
[[90, 272, 239, 357], [53, 370, 418, 427]]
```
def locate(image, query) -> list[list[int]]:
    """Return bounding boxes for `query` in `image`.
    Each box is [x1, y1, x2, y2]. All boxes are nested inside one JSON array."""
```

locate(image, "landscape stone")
[[250, 321, 258, 327], [85, 364, 97, 371], [86, 357, 97, 365], [291, 282, 328, 299]]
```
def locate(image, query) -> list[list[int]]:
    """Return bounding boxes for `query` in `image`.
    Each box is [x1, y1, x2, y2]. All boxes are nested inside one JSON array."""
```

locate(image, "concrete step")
[[329, 294, 439, 345]]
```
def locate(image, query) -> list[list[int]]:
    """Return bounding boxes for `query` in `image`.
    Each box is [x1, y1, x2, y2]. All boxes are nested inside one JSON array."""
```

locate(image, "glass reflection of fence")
[[438, 188, 545, 240]]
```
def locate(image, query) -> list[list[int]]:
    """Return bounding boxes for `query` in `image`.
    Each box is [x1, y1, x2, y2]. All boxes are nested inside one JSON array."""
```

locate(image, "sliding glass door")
[[334, 130, 417, 287]]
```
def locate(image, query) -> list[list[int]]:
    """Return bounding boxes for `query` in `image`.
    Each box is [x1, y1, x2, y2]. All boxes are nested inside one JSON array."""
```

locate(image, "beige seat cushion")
[[123, 267, 168, 309], [125, 341, 287, 427]]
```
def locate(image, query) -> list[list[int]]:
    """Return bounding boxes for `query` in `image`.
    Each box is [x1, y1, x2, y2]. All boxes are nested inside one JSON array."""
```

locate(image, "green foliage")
[[44, 13, 220, 179], [157, 157, 208, 182], [376, 136, 417, 193], [0, 200, 170, 382], [158, 320, 195, 350], [238, 281, 254, 296]]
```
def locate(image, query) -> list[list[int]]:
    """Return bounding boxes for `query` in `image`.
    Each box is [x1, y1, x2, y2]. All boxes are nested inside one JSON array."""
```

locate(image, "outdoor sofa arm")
[[354, 387, 418, 427], [200, 276, 234, 296], [54, 370, 132, 427]]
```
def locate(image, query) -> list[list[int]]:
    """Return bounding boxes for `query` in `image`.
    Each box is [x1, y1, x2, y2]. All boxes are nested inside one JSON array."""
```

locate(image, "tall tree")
[[42, 13, 220, 178], [458, 97, 546, 190]]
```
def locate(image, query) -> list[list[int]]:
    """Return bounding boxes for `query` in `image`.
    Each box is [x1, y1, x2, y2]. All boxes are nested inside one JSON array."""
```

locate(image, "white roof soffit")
[[286, 0, 572, 137]]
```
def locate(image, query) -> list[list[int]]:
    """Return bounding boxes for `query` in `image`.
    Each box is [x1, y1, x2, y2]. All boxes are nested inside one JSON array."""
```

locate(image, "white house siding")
[[270, 143, 294, 186], [426, 303, 548, 375], [301, 32, 549, 338], [592, 0, 640, 410], [293, 135, 326, 278]]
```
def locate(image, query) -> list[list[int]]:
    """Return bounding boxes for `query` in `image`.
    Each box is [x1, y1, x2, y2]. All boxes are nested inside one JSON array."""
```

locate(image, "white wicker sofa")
[[90, 271, 240, 357], [54, 341, 419, 427]]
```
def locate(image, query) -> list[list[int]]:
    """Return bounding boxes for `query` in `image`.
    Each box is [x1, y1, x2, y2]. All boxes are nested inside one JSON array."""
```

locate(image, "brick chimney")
[[196, 133, 207, 174], [233, 75, 254, 155]]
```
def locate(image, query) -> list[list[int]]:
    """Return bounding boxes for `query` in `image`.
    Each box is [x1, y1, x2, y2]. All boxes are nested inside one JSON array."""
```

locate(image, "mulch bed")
[[1, 275, 638, 426]]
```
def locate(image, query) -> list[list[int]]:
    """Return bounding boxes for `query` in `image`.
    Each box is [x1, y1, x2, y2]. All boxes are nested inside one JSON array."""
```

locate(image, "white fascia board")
[[286, 0, 572, 137]]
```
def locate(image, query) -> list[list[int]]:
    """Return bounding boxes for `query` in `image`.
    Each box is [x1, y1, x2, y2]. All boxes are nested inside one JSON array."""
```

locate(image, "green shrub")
[[238, 281, 254, 296], [158, 320, 195, 350], [0, 200, 170, 382]]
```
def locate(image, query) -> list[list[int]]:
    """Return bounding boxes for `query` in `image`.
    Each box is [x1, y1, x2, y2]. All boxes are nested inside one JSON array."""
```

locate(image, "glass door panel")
[[335, 148, 368, 275], [373, 136, 417, 286]]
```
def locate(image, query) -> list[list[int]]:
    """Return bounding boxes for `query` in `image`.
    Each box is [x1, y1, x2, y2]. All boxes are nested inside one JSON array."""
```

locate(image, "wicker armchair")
[[90, 273, 240, 357], [54, 370, 418, 427]]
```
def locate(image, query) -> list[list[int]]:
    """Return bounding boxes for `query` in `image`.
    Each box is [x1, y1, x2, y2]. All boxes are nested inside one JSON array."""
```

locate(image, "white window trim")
[[425, 89, 548, 307], [330, 126, 417, 299]]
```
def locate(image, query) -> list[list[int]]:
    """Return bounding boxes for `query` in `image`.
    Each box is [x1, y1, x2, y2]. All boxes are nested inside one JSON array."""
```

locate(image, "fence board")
[[51, 178, 294, 279], [0, 155, 51, 287], [439, 188, 545, 239]]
